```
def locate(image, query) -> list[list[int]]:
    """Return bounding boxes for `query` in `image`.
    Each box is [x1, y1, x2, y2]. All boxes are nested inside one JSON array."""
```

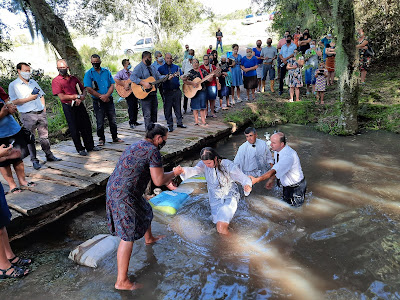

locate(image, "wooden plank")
[[6, 191, 59, 216], [26, 170, 95, 189], [45, 163, 100, 178], [19, 179, 83, 200]]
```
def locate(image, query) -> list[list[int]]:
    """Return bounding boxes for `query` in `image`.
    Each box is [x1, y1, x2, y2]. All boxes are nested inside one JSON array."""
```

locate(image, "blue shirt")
[[83, 67, 115, 98], [130, 62, 163, 84], [0, 99, 21, 138], [320, 37, 332, 60], [8, 77, 45, 113], [253, 47, 263, 65], [152, 60, 165, 70], [227, 53, 242, 69], [158, 63, 182, 91], [240, 56, 258, 77], [280, 43, 297, 59]]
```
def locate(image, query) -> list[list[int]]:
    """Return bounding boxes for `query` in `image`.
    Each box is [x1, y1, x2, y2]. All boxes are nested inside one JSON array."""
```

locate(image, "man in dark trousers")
[[158, 53, 187, 132], [52, 59, 101, 156]]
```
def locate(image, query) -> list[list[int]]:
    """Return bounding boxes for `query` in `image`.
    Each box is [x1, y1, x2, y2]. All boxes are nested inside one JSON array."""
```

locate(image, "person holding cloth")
[[250, 132, 307, 207], [180, 147, 252, 235], [240, 48, 258, 101], [8, 62, 62, 170], [84, 54, 124, 146], [234, 127, 274, 177], [52, 59, 101, 156], [158, 53, 187, 132]]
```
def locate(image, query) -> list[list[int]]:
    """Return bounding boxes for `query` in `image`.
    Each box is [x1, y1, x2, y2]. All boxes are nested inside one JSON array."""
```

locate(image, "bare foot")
[[145, 235, 166, 245], [115, 279, 143, 291]]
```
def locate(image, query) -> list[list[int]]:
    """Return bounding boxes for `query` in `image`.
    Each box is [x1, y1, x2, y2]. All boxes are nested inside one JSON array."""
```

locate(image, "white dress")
[[234, 139, 274, 177], [181, 159, 252, 224]]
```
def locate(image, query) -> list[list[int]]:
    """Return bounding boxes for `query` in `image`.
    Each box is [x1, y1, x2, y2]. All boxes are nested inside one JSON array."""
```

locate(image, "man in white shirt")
[[8, 62, 61, 170], [234, 127, 274, 177], [250, 132, 307, 207]]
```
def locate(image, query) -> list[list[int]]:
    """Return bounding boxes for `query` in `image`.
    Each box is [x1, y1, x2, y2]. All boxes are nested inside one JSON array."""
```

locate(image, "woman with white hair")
[[240, 47, 258, 101], [152, 51, 165, 70]]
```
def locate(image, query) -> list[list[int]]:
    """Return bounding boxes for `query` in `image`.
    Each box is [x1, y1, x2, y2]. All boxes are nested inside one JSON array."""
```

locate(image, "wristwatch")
[[77, 95, 81, 99]]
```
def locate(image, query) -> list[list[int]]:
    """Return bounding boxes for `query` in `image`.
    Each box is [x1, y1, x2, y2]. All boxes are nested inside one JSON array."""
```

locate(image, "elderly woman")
[[180, 147, 252, 235], [325, 41, 336, 86], [286, 52, 304, 102], [356, 28, 371, 84], [106, 124, 184, 290], [0, 86, 34, 194], [240, 47, 258, 101], [183, 58, 211, 126], [151, 51, 165, 70], [227, 44, 243, 102], [0, 144, 31, 279]]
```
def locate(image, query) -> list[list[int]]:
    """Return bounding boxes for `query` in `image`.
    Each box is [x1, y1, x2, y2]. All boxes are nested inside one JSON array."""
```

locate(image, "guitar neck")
[[151, 71, 179, 86]]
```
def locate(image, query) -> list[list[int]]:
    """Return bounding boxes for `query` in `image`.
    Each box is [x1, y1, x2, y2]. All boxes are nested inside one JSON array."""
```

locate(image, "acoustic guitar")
[[132, 71, 180, 99], [115, 80, 133, 98], [182, 67, 221, 99]]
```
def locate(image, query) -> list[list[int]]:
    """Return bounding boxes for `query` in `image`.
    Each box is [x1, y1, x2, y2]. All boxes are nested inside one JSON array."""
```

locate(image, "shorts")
[[190, 90, 207, 111], [0, 129, 29, 167], [206, 85, 217, 100]]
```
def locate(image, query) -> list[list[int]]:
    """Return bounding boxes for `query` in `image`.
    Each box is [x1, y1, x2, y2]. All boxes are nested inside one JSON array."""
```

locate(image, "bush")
[[154, 39, 183, 63]]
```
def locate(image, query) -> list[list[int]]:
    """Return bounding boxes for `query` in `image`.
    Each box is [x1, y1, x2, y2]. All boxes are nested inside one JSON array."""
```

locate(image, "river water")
[[1, 124, 399, 299]]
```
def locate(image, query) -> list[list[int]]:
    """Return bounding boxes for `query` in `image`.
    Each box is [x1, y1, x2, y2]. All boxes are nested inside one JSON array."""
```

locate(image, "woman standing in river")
[[180, 147, 252, 235], [106, 124, 183, 290]]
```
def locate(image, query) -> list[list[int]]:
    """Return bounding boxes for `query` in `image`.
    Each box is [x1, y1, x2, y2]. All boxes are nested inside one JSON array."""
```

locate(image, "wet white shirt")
[[272, 145, 304, 187], [234, 139, 274, 177], [181, 159, 252, 223], [8, 77, 45, 113]]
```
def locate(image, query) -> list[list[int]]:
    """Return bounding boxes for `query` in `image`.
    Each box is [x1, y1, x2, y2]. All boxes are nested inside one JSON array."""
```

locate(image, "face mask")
[[188, 55, 193, 59], [157, 57, 163, 62], [127, 64, 132, 70], [310, 45, 315, 48], [145, 59, 152, 66], [158, 139, 166, 150], [256, 43, 261, 47], [233, 49, 238, 54], [58, 68, 68, 76], [246, 52, 252, 57], [286, 40, 291, 44], [92, 62, 101, 69], [20, 71, 30, 80], [267, 42, 272, 46]]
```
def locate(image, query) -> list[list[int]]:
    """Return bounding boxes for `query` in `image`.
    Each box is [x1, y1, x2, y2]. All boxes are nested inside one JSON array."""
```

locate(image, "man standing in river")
[[250, 132, 307, 207]]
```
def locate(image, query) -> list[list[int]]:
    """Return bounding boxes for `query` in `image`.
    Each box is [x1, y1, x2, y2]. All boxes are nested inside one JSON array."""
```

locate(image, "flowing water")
[[1, 124, 399, 299]]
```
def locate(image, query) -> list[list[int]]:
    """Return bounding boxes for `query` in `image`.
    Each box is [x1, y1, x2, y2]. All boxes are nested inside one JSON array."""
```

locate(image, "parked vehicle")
[[124, 37, 155, 54], [242, 14, 256, 25]]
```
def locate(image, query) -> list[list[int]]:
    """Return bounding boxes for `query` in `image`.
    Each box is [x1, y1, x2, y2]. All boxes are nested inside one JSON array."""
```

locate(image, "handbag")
[[14, 113, 35, 145], [365, 44, 374, 57]]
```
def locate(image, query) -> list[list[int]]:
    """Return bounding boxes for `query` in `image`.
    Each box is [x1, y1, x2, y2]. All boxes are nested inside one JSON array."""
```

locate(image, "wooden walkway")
[[2, 112, 235, 239]]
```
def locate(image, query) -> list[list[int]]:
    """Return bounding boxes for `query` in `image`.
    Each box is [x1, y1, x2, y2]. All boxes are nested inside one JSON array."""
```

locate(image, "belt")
[[284, 177, 305, 188], [263, 62, 273, 65], [25, 110, 44, 114]]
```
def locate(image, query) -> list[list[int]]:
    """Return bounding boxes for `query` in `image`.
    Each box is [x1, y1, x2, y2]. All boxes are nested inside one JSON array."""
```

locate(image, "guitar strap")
[[199, 69, 204, 80]]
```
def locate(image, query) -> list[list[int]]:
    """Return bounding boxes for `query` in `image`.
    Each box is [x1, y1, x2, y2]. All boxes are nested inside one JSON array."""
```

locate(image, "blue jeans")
[[216, 40, 223, 52], [305, 67, 317, 85], [92, 97, 118, 141], [262, 64, 275, 81], [141, 93, 158, 129]]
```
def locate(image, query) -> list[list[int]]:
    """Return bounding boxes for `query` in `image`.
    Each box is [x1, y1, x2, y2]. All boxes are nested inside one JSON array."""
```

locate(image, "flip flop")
[[8, 187, 22, 194]]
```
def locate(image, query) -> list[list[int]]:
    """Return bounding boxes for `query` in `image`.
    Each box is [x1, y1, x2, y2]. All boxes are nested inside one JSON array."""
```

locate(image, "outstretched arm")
[[150, 166, 183, 187]]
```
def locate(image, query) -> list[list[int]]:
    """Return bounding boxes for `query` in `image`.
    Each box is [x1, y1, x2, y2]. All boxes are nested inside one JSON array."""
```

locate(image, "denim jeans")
[[262, 64, 276, 81], [92, 97, 118, 141], [216, 40, 223, 52]]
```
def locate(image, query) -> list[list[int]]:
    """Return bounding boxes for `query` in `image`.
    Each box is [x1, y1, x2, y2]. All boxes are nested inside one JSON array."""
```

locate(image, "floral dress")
[[288, 58, 303, 88], [359, 37, 371, 71], [106, 140, 162, 242]]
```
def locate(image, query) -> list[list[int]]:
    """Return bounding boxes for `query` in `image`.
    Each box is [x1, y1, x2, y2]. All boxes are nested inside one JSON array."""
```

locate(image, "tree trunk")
[[334, 0, 359, 134], [24, 0, 85, 80]]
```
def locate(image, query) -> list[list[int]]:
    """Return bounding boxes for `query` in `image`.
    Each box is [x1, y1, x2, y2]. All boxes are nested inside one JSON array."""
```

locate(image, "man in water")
[[250, 132, 307, 207], [234, 127, 274, 177]]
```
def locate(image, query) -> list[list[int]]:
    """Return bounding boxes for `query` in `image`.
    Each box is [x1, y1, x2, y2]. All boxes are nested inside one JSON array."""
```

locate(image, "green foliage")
[[100, 34, 121, 57], [221, 8, 252, 20], [154, 39, 183, 62]]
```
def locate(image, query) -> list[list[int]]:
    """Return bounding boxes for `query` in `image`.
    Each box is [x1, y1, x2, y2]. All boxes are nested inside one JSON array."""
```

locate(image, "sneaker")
[[79, 150, 88, 156], [236, 98, 242, 103], [88, 146, 102, 152], [129, 124, 136, 129], [243, 97, 248, 102], [46, 154, 62, 162], [32, 161, 42, 170], [279, 91, 283, 96]]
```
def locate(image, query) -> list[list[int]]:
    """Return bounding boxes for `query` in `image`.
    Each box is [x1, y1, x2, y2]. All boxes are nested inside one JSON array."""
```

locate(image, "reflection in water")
[[0, 125, 400, 299]]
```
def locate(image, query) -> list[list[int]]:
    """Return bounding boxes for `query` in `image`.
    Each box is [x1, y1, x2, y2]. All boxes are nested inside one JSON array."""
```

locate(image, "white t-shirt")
[[272, 145, 304, 187]]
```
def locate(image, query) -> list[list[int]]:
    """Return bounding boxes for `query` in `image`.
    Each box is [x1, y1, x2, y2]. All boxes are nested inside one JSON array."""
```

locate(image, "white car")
[[124, 37, 155, 54], [242, 15, 256, 25]]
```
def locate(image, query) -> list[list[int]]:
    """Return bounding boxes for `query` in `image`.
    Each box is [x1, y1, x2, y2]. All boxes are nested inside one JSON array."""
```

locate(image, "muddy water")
[[1, 124, 399, 299]]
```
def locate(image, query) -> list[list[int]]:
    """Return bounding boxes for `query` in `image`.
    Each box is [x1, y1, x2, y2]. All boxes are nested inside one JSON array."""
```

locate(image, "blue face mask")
[[188, 55, 193, 59], [127, 64, 132, 70]]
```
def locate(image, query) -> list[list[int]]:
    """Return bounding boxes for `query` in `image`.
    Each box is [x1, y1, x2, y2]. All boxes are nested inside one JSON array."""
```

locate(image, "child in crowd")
[[315, 62, 328, 104]]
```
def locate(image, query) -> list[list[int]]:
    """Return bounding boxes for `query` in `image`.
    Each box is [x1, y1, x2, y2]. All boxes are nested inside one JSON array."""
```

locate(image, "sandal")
[[21, 182, 36, 189], [6, 187, 23, 195], [194, 123, 199, 126], [9, 256, 32, 267], [98, 140, 105, 146], [0, 265, 28, 279], [113, 138, 124, 143]]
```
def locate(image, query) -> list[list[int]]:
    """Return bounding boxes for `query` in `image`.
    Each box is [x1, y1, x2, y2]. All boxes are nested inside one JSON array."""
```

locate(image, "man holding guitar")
[[114, 59, 141, 129], [158, 53, 186, 132], [130, 51, 174, 129]]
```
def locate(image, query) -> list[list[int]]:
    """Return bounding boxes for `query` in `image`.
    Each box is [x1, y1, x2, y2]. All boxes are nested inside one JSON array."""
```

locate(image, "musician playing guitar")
[[182, 58, 213, 127], [130, 51, 174, 128], [114, 59, 142, 129]]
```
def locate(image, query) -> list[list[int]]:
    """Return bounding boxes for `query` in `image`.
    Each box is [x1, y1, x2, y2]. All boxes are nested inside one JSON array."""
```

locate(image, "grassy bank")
[[224, 64, 400, 134]]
